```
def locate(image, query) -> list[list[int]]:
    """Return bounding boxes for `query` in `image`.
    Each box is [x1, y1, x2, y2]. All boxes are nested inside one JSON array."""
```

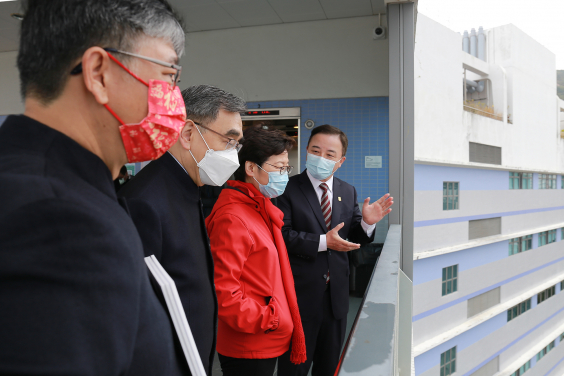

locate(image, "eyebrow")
[[225, 129, 241, 138], [167, 55, 179, 65]]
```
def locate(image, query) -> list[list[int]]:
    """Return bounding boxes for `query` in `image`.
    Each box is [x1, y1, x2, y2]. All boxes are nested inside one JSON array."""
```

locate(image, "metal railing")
[[335, 225, 412, 376]]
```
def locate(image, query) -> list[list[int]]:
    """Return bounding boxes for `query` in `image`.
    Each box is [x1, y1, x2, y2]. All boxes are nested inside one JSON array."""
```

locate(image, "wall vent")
[[468, 287, 500, 318], [469, 217, 501, 240], [469, 356, 499, 376], [469, 142, 501, 165]]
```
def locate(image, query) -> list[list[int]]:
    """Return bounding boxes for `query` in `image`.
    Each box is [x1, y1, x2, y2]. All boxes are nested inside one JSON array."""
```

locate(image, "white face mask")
[[189, 125, 240, 186]]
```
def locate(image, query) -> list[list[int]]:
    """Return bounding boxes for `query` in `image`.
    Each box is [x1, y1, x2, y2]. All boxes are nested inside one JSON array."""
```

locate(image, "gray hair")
[[181, 85, 247, 128], [18, 0, 186, 102]]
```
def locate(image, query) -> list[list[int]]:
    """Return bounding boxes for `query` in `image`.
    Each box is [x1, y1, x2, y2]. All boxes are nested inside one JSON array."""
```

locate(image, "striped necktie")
[[319, 183, 332, 230]]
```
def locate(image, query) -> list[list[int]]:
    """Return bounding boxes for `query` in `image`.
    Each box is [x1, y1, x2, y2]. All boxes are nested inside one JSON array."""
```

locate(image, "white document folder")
[[145, 255, 207, 376]]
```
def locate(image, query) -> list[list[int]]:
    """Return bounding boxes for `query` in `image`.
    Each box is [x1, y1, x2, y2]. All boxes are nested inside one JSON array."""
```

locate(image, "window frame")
[[443, 181, 460, 211], [509, 235, 532, 255], [537, 285, 556, 305], [507, 298, 531, 321], [442, 265, 458, 296], [510, 172, 533, 189], [440, 346, 456, 376], [539, 174, 557, 189]]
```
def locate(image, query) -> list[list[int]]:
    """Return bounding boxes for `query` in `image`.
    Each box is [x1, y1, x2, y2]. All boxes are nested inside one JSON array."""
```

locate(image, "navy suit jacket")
[[0, 115, 182, 375], [277, 170, 374, 320]]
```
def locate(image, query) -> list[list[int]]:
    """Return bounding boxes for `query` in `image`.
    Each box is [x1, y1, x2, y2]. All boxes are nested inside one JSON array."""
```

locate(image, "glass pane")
[[451, 360, 456, 373], [454, 182, 459, 194], [442, 283, 446, 296], [507, 310, 512, 321], [447, 267, 452, 279], [447, 281, 452, 294], [448, 182, 453, 195], [527, 299, 531, 310], [445, 363, 450, 376], [442, 268, 447, 281], [512, 306, 518, 317], [453, 278, 457, 292], [443, 182, 447, 195], [448, 196, 453, 210], [443, 196, 447, 211], [453, 265, 458, 277], [441, 352, 445, 365], [440, 367, 445, 376], [454, 196, 459, 210], [445, 350, 450, 362]]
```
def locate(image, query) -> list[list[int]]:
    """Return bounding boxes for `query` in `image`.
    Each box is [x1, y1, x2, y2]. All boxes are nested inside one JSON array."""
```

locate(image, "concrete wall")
[[180, 15, 389, 101], [414, 15, 564, 172], [0, 51, 23, 115]]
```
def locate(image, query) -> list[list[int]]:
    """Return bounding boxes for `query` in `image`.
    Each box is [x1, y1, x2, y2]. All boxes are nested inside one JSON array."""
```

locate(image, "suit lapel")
[[298, 171, 328, 232], [330, 178, 342, 230]]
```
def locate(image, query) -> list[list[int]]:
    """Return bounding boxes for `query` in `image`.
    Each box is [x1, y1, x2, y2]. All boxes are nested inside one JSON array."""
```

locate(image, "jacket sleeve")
[[0, 199, 145, 375], [277, 192, 320, 260], [346, 187, 375, 245], [124, 198, 163, 260], [207, 213, 279, 334]]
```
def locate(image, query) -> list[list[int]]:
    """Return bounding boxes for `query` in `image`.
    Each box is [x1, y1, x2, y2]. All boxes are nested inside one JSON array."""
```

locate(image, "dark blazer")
[[0, 115, 182, 375], [118, 152, 218, 376], [277, 170, 374, 320]]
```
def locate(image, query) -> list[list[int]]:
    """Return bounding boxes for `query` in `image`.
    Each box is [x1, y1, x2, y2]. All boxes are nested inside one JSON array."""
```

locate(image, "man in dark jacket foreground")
[[119, 84, 245, 374], [0, 1, 188, 374]]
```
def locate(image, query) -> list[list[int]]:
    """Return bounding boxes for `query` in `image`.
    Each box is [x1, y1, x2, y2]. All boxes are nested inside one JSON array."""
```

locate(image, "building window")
[[562, 228, 564, 241], [562, 176, 564, 189], [507, 298, 531, 321], [536, 340, 555, 362], [510, 172, 533, 189], [561, 280, 564, 291], [442, 265, 458, 296], [537, 285, 556, 304], [560, 332, 564, 342], [510, 360, 531, 376], [539, 174, 557, 189], [443, 182, 459, 210], [440, 347, 456, 376], [539, 230, 557, 247], [509, 235, 533, 255]]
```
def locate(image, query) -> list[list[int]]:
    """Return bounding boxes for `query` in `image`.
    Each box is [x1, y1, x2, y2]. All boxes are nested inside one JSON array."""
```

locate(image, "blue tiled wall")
[[247, 97, 389, 202]]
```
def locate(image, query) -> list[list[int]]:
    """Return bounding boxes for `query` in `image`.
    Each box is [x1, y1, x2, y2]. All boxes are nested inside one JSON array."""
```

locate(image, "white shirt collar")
[[306, 170, 333, 192]]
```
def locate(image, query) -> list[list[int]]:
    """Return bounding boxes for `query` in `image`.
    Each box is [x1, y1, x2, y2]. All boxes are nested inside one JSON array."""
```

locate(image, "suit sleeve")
[[0, 199, 144, 375], [207, 213, 279, 334], [277, 192, 321, 260], [346, 186, 375, 245], [124, 198, 163, 260]]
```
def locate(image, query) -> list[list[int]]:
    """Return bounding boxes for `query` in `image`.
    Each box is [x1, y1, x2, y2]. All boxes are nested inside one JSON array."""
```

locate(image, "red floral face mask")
[[104, 53, 186, 162]]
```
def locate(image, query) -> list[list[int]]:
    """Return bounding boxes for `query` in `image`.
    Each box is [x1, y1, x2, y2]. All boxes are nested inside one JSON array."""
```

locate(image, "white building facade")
[[413, 14, 564, 376]]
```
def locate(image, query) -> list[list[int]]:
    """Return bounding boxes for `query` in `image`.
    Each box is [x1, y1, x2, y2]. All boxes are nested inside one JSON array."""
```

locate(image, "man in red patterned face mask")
[[0, 1, 189, 375]]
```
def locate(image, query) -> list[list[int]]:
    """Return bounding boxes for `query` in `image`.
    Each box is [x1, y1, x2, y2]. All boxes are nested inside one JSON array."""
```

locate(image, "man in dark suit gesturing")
[[277, 124, 393, 376]]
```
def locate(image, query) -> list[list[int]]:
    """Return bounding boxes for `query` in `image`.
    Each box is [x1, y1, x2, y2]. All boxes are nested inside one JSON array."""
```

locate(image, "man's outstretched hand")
[[327, 222, 361, 252], [362, 194, 394, 225]]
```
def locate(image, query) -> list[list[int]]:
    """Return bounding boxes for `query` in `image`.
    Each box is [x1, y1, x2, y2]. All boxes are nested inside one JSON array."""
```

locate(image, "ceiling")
[[0, 0, 387, 52]]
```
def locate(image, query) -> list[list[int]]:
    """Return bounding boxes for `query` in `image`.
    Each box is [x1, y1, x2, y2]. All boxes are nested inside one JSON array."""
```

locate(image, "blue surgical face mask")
[[305, 153, 340, 180], [253, 164, 289, 199]]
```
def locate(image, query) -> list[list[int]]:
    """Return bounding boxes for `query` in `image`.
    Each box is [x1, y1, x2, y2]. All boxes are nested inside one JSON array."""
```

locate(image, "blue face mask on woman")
[[305, 153, 340, 180], [254, 164, 289, 199]]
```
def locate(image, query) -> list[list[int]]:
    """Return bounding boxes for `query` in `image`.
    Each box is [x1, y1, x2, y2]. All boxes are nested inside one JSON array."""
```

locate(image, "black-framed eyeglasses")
[[262, 162, 293, 175], [193, 121, 242, 152], [70, 47, 182, 88]]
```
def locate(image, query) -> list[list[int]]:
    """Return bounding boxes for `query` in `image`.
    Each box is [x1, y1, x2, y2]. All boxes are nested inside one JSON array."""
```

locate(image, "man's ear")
[[245, 160, 255, 178], [178, 120, 194, 150], [81, 47, 112, 105], [337, 156, 346, 168]]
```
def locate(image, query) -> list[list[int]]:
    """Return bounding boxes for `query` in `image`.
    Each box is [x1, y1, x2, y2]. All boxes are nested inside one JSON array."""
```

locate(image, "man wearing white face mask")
[[119, 85, 245, 375], [277, 124, 393, 376]]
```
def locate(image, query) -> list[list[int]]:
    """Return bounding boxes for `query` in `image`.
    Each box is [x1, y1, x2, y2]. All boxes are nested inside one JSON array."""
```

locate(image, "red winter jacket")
[[205, 180, 294, 359]]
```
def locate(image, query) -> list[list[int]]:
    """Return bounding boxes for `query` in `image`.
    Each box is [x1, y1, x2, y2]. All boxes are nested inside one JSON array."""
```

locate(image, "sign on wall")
[[365, 156, 382, 168]]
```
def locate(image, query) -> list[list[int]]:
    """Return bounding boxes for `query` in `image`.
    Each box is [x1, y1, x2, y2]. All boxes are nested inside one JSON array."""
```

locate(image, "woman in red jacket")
[[206, 127, 306, 376]]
